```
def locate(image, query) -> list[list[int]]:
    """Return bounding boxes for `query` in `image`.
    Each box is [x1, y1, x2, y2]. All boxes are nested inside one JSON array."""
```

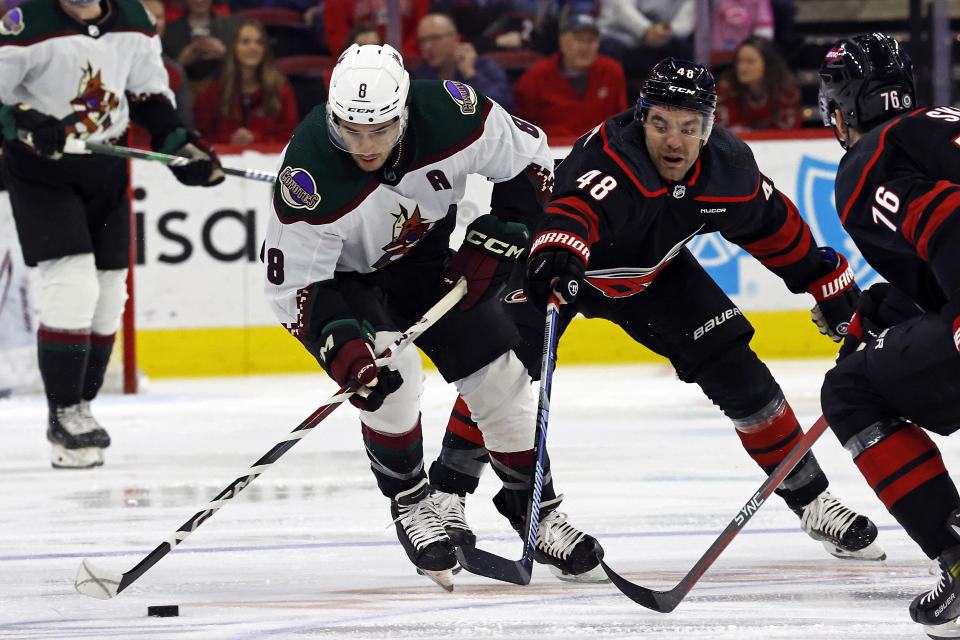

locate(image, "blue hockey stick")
[[456, 292, 563, 585]]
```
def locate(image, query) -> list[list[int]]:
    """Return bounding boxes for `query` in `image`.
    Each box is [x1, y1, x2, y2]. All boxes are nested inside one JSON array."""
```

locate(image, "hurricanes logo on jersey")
[[372, 203, 435, 269], [63, 63, 120, 139]]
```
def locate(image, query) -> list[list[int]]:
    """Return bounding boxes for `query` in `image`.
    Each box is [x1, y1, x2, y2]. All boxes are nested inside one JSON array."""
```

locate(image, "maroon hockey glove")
[[0, 104, 66, 158], [162, 129, 226, 187], [443, 214, 529, 310], [318, 319, 403, 411], [525, 230, 589, 311], [809, 247, 860, 342]]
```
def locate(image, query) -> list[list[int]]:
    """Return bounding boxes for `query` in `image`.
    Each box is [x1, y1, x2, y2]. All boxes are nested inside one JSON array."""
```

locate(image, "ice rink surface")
[[0, 359, 949, 639]]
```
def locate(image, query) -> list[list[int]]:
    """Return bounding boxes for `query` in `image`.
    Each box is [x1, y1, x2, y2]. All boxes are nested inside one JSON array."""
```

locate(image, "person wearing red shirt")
[[323, 0, 429, 60], [513, 12, 627, 142], [716, 35, 800, 131], [193, 20, 299, 144]]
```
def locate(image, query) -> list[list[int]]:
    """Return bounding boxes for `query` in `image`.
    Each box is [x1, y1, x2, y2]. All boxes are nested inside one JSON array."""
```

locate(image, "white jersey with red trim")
[[0, 0, 172, 142], [539, 110, 827, 298]]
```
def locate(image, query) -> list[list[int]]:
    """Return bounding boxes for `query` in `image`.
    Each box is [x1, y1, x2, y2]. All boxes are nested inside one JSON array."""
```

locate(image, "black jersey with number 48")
[[541, 110, 828, 299], [834, 106, 960, 311]]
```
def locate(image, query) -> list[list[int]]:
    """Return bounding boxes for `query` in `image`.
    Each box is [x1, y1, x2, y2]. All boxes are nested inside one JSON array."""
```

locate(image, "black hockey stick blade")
[[600, 415, 829, 612], [457, 295, 562, 585]]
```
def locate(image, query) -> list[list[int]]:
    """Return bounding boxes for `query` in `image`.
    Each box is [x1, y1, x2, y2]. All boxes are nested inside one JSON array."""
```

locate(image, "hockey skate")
[[390, 479, 457, 591], [910, 511, 960, 639], [47, 403, 111, 469], [428, 490, 476, 547], [534, 507, 608, 584], [793, 490, 886, 561]]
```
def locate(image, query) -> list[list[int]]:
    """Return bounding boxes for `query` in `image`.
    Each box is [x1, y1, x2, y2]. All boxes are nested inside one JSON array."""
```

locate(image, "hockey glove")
[[525, 230, 589, 310], [443, 214, 529, 310], [0, 104, 66, 158], [318, 319, 403, 411], [160, 129, 225, 187], [835, 283, 908, 360], [809, 247, 860, 342]]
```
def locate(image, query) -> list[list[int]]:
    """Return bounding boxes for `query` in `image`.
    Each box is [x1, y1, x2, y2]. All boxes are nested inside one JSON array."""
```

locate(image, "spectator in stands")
[[323, 0, 430, 59], [711, 0, 774, 66], [410, 13, 513, 111], [162, 0, 239, 89], [429, 0, 524, 53], [193, 20, 299, 144], [141, 0, 194, 131], [598, 0, 694, 81], [513, 11, 626, 141], [716, 35, 800, 131]]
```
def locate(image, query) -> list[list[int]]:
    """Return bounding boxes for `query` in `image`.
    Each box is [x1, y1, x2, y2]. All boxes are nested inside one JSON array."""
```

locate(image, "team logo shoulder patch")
[[0, 8, 25, 36], [443, 80, 477, 115], [278, 166, 321, 210]]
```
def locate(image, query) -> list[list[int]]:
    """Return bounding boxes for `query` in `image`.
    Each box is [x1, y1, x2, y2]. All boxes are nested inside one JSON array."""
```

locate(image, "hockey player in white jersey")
[[263, 43, 604, 588], [0, 0, 224, 468]]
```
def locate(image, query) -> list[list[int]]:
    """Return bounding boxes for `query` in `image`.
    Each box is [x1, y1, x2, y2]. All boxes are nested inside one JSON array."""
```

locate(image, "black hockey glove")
[[318, 319, 402, 411], [836, 283, 922, 360], [809, 247, 860, 342], [942, 292, 960, 356], [160, 129, 225, 187], [443, 214, 529, 311], [525, 230, 590, 310], [0, 104, 66, 158]]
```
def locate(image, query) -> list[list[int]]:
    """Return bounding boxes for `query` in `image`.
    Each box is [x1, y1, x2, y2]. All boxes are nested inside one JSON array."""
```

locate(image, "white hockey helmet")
[[326, 43, 411, 155]]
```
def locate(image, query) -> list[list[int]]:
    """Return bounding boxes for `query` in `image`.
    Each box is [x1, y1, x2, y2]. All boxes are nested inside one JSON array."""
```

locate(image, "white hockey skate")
[[794, 490, 886, 561], [390, 479, 457, 591], [47, 403, 110, 469]]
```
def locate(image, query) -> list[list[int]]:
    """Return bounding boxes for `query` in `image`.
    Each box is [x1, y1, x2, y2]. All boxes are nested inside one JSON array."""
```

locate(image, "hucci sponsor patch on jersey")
[[279, 167, 321, 210], [0, 8, 24, 36], [444, 80, 477, 115]]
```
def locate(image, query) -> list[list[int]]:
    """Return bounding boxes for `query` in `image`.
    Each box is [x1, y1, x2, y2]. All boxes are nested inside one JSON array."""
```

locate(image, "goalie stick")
[[74, 279, 468, 600], [456, 293, 562, 585], [60, 137, 278, 183], [599, 414, 829, 613]]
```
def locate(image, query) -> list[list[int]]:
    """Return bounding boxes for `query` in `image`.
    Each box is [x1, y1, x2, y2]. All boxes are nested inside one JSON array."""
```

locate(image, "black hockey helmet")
[[818, 33, 915, 139], [636, 58, 717, 139]]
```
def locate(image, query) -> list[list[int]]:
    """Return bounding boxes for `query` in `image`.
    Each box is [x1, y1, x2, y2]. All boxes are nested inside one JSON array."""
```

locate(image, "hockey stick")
[[456, 293, 563, 585], [74, 278, 468, 600], [599, 414, 830, 613], [60, 137, 278, 183]]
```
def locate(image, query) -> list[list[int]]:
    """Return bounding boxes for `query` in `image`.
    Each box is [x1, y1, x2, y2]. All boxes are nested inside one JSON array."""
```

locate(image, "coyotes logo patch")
[[372, 203, 435, 269], [0, 8, 24, 36], [64, 62, 120, 138]]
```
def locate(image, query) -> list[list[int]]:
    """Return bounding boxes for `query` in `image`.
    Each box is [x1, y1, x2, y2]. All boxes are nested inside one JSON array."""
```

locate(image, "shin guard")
[[361, 417, 427, 499], [488, 448, 557, 527], [38, 325, 90, 407], [429, 395, 490, 495]]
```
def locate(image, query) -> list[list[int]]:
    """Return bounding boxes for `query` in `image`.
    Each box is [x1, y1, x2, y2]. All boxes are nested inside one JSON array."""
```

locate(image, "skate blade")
[[823, 539, 886, 561], [923, 618, 960, 639], [416, 567, 455, 592], [549, 563, 611, 584], [51, 445, 104, 469]]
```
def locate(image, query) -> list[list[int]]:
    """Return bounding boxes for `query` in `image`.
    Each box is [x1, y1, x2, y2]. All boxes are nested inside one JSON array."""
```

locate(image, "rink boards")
[[0, 133, 862, 377]]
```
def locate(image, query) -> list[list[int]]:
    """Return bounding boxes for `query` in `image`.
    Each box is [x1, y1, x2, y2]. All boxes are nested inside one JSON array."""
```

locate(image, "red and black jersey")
[[834, 106, 960, 311], [538, 110, 825, 299]]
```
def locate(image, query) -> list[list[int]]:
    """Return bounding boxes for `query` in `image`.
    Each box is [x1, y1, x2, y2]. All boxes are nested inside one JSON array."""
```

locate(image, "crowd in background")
[[0, 0, 807, 145]]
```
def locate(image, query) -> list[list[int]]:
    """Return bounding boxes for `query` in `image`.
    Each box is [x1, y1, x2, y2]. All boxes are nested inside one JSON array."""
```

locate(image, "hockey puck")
[[147, 605, 179, 617]]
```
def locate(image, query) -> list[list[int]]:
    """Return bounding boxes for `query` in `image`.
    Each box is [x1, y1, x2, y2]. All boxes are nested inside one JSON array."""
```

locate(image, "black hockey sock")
[[733, 394, 828, 509], [853, 422, 960, 557], [362, 417, 427, 499], [81, 332, 116, 401], [38, 325, 90, 407], [488, 448, 557, 529], [429, 396, 489, 495]]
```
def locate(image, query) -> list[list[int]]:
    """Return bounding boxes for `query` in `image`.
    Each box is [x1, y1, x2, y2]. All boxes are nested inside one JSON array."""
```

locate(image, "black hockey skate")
[[793, 490, 886, 561], [910, 511, 960, 639], [390, 479, 457, 591], [428, 490, 476, 547], [47, 402, 111, 469], [533, 504, 608, 584]]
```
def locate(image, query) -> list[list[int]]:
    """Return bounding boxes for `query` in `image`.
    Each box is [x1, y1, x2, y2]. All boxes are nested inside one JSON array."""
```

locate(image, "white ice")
[[0, 360, 947, 639]]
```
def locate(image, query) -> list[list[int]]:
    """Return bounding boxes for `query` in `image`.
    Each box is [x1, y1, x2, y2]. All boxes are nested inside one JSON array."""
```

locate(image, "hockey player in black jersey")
[[515, 56, 886, 563], [818, 33, 960, 639], [0, 0, 224, 468]]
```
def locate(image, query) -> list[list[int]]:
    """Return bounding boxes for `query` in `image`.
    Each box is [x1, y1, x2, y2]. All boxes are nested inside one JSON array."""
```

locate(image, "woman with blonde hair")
[[193, 19, 299, 144]]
